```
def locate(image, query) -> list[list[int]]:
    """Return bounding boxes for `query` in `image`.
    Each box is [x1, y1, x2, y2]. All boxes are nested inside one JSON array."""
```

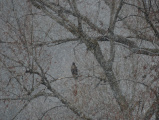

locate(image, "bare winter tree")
[[0, 0, 159, 120]]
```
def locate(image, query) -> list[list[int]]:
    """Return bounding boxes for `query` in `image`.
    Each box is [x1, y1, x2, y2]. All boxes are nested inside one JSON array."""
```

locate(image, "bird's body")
[[71, 62, 78, 80]]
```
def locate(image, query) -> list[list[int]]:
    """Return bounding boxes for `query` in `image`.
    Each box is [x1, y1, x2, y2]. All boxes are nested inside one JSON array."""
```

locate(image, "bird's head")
[[72, 62, 75, 65]]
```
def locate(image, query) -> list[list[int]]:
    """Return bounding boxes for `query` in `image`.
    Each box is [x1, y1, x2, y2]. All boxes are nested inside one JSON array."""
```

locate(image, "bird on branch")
[[71, 62, 78, 80]]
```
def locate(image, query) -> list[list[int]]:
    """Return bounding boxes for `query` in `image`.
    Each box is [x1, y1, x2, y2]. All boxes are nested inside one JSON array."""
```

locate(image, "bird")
[[71, 62, 78, 80]]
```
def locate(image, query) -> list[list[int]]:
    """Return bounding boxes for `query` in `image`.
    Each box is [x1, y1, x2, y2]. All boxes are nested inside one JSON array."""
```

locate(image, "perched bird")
[[71, 62, 78, 80]]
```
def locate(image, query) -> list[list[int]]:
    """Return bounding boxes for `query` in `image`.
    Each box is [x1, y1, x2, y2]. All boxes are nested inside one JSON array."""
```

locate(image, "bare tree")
[[1, 0, 159, 120]]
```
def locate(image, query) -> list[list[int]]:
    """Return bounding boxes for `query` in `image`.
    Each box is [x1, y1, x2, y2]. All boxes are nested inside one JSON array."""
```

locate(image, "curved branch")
[[30, 0, 106, 35]]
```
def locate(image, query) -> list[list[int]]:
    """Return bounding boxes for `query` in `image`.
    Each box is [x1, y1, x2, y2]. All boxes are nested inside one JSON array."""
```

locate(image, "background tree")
[[0, 0, 159, 120]]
